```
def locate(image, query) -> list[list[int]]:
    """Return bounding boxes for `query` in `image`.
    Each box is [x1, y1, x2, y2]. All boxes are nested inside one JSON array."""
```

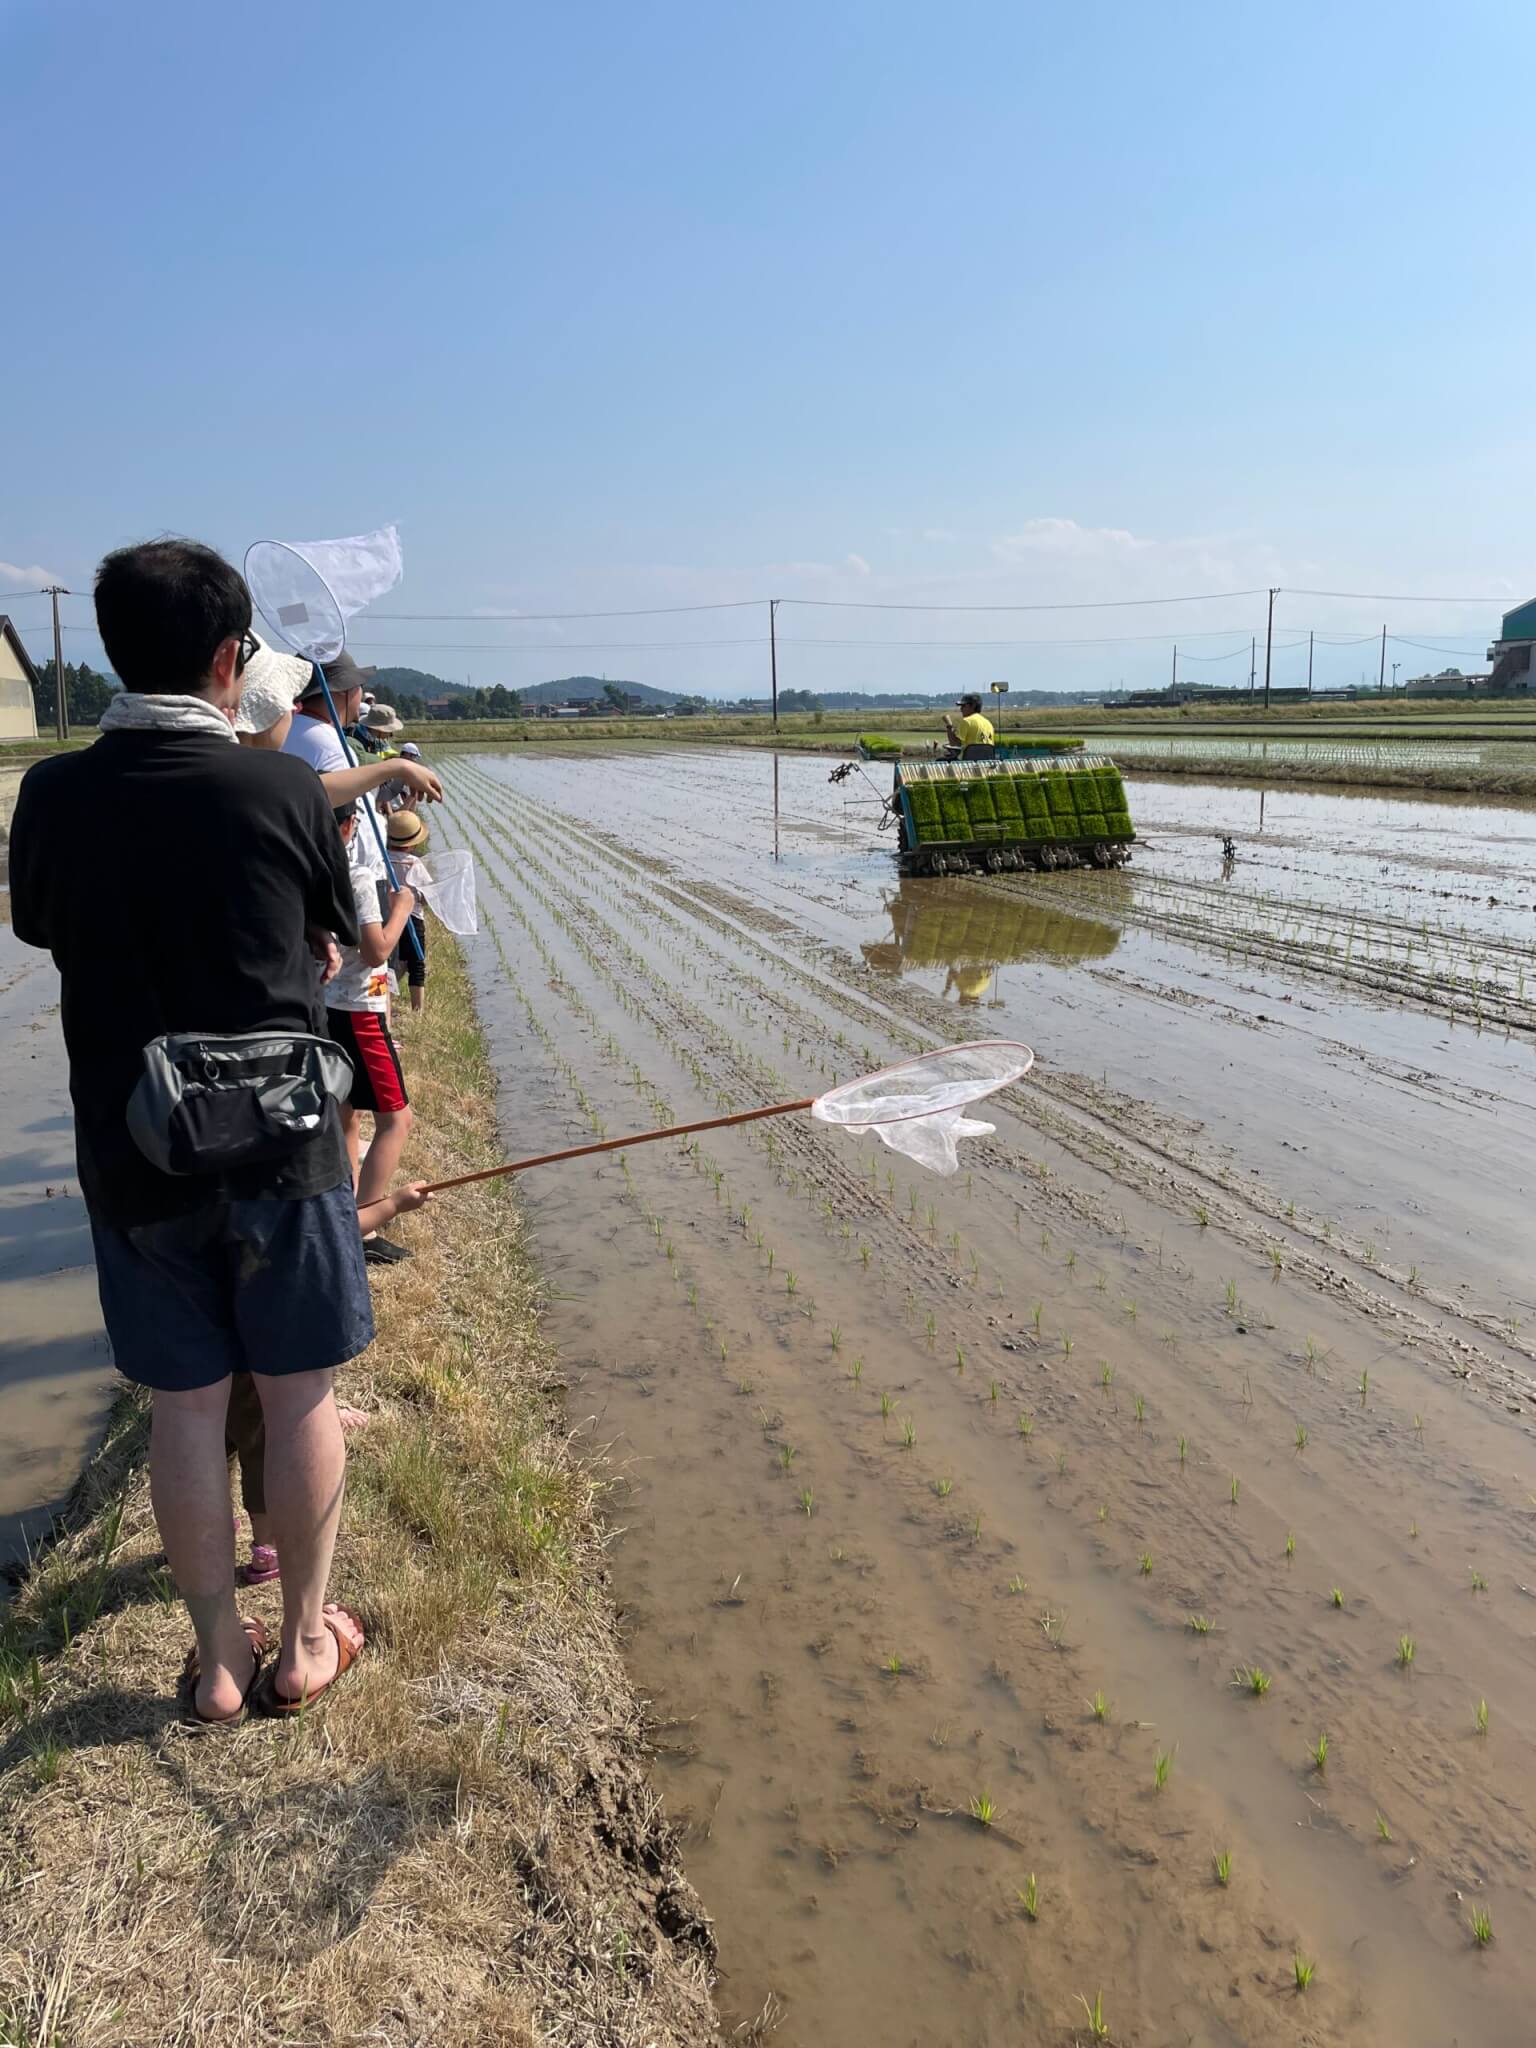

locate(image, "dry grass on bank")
[[0, 938, 716, 2048]]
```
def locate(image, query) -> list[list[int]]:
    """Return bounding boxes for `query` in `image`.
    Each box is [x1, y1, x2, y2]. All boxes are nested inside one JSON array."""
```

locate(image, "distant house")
[[0, 617, 40, 739], [1403, 667, 1488, 697], [1485, 600, 1536, 693], [425, 698, 454, 719]]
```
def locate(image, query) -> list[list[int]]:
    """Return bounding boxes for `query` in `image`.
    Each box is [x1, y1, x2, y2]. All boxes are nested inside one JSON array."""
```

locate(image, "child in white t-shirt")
[[324, 802, 420, 1263]]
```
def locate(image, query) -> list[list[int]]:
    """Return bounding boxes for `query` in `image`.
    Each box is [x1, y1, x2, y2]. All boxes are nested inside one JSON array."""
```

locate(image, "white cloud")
[[0, 559, 62, 590], [991, 517, 1153, 561]]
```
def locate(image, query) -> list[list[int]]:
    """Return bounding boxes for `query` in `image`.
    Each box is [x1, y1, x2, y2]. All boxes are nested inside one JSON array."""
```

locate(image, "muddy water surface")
[[444, 747, 1536, 2047], [0, 913, 113, 1567]]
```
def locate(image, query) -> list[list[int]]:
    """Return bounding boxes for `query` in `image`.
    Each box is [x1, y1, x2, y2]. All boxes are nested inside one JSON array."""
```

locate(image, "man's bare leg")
[[356, 1105, 413, 1210], [252, 1368, 354, 1699], [150, 1379, 250, 1719]]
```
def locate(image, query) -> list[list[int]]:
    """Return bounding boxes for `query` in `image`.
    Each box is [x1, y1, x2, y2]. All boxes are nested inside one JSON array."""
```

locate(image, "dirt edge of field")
[[0, 933, 718, 2048]]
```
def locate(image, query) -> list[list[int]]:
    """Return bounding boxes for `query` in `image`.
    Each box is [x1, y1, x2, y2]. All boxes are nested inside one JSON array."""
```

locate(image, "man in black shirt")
[[11, 540, 371, 1723]]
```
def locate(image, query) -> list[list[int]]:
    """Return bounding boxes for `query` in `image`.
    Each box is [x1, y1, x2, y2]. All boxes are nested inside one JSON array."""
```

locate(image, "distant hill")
[[516, 675, 678, 707], [367, 668, 680, 709], [369, 667, 459, 700]]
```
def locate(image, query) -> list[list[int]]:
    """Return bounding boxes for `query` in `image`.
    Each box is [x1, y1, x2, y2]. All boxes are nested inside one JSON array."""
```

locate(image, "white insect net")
[[396, 849, 478, 935], [244, 526, 404, 663], [810, 1040, 1033, 1174]]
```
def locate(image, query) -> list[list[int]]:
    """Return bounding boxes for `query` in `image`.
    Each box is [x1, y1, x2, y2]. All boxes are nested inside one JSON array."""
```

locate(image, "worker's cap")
[[296, 650, 375, 700], [387, 809, 429, 852], [399, 741, 422, 759], [363, 701, 404, 736], [234, 634, 311, 734], [956, 692, 982, 711]]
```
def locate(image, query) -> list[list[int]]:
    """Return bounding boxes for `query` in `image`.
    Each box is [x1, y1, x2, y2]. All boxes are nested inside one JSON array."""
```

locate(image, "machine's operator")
[[944, 692, 995, 749]]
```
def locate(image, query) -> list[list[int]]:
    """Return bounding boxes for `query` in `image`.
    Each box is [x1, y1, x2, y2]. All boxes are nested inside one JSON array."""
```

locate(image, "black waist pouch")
[[126, 1030, 354, 1177]]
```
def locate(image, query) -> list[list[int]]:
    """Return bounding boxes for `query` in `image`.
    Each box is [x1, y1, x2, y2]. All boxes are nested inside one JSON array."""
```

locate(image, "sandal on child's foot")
[[236, 1544, 279, 1587]]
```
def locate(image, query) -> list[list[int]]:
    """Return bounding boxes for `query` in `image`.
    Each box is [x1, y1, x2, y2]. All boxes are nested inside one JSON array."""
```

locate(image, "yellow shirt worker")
[[945, 692, 996, 748]]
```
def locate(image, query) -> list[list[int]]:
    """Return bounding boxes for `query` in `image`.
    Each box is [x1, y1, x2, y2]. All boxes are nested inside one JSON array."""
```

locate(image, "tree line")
[[31, 659, 117, 727]]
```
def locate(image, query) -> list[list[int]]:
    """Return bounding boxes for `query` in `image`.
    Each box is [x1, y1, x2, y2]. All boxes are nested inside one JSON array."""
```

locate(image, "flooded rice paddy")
[[440, 747, 1536, 2047], [0, 913, 113, 1568]]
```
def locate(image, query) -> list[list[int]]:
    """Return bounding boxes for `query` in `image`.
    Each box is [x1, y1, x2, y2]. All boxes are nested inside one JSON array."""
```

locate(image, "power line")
[[349, 636, 767, 653], [1286, 586, 1511, 604], [366, 599, 764, 621], [779, 588, 1266, 613], [1385, 635, 1490, 657]]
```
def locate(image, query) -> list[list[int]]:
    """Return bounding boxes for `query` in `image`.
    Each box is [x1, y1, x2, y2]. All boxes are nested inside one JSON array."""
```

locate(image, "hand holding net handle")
[[416, 1096, 817, 1195]]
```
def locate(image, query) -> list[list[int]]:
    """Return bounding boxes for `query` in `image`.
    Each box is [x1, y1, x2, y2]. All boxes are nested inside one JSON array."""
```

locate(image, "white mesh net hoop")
[[810, 1040, 1033, 1174], [243, 526, 403, 663]]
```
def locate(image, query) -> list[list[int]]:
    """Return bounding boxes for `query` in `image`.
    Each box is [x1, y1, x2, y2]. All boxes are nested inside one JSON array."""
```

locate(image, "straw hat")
[[364, 702, 404, 737], [387, 809, 429, 852], [234, 634, 311, 735]]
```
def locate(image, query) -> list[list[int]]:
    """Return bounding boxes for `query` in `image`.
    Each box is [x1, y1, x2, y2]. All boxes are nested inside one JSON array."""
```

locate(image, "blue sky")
[[4, 0, 1531, 698]]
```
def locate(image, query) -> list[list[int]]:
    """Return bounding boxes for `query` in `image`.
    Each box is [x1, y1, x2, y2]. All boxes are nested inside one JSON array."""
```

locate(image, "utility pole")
[[1262, 587, 1276, 712], [44, 586, 68, 742], [1171, 643, 1177, 694], [1378, 624, 1387, 693], [1392, 661, 1401, 692], [1307, 629, 1314, 696], [769, 598, 780, 731]]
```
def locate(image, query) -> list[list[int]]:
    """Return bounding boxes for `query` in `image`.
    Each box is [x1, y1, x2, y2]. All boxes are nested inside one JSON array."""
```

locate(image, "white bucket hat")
[[235, 634, 312, 735]]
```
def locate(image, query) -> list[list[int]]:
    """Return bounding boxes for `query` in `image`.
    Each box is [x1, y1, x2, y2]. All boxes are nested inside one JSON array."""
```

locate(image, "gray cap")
[[297, 650, 375, 700]]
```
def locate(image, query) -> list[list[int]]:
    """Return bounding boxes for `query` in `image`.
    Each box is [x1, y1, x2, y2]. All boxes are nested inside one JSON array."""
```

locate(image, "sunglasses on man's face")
[[235, 630, 258, 675]]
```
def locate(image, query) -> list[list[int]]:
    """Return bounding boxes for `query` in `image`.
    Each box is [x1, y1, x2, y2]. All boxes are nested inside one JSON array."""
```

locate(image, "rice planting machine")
[[853, 737, 1136, 878]]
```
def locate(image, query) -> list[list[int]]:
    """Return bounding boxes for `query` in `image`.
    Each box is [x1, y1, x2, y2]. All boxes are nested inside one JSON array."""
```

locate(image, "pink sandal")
[[237, 1543, 280, 1587]]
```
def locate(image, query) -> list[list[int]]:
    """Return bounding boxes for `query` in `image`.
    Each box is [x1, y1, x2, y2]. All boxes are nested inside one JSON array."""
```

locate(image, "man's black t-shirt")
[[10, 727, 360, 1228]]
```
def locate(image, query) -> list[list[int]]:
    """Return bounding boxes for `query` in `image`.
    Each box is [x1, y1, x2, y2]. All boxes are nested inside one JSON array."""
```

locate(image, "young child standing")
[[326, 801, 420, 1264]]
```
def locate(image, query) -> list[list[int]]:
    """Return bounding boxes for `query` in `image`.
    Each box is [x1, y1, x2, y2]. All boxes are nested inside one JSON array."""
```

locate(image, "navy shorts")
[[89, 1184, 374, 1392]]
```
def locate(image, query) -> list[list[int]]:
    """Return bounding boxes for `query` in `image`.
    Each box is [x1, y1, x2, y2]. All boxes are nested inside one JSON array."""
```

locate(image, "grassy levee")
[[0, 935, 717, 2048]]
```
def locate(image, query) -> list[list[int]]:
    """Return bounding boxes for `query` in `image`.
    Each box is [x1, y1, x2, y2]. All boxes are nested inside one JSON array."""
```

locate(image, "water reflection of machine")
[[862, 878, 1123, 1003]]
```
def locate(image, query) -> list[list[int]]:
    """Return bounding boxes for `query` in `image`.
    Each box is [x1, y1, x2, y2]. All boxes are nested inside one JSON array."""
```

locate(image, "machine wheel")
[[1091, 841, 1113, 868]]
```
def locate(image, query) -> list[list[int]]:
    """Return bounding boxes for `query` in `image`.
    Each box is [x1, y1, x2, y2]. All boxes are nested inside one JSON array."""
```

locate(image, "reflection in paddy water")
[[862, 876, 1122, 1003]]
